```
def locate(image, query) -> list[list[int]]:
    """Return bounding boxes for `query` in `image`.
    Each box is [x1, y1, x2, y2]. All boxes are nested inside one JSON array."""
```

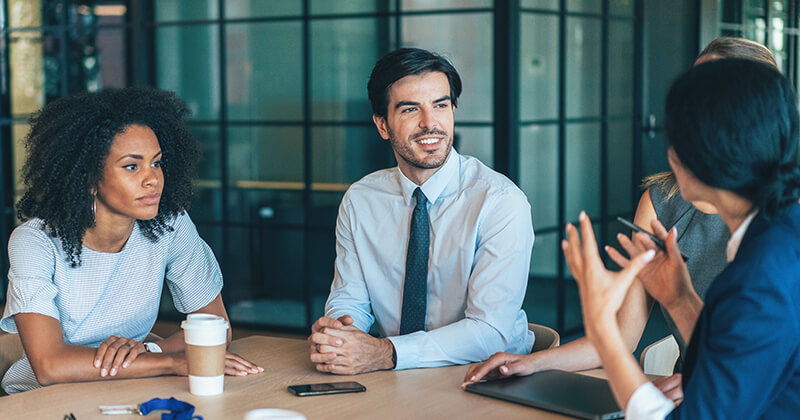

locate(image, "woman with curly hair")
[[1, 86, 262, 394]]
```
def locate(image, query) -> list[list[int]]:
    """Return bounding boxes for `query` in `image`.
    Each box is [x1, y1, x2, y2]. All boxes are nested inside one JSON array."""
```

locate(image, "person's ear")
[[373, 114, 390, 140]]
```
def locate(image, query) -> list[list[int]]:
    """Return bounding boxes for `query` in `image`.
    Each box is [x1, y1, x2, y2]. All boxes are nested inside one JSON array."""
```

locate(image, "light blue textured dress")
[[1, 212, 222, 394]]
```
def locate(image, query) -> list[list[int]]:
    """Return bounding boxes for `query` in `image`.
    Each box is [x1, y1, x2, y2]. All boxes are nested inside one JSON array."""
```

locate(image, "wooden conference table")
[[0, 336, 610, 419]]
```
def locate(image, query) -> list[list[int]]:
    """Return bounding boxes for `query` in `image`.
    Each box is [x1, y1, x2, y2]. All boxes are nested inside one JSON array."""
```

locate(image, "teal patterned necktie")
[[400, 188, 429, 335]]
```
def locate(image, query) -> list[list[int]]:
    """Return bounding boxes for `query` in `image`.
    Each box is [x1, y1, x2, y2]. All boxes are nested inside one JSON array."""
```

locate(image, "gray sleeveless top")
[[649, 184, 729, 371]]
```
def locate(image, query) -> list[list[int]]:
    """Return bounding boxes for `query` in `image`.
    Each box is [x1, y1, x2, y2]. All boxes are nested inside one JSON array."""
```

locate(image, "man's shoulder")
[[343, 167, 401, 201], [458, 154, 528, 202]]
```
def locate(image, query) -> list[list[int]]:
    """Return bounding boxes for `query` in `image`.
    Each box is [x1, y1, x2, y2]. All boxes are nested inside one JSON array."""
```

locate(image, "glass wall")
[[0, 0, 640, 336], [519, 0, 638, 332], [715, 0, 798, 87]]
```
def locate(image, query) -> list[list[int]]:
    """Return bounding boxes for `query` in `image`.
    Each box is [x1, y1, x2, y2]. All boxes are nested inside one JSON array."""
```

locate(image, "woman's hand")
[[653, 373, 684, 403], [563, 212, 655, 342], [170, 352, 264, 377], [462, 352, 537, 388], [224, 352, 264, 376], [605, 219, 693, 309], [93, 336, 146, 377]]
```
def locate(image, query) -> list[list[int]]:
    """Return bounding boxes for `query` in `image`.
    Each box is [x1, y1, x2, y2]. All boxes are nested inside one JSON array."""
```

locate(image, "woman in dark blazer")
[[564, 58, 800, 419]]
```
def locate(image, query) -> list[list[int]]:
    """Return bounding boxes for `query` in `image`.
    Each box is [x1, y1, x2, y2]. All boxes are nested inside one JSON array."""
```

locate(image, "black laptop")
[[465, 369, 624, 420]]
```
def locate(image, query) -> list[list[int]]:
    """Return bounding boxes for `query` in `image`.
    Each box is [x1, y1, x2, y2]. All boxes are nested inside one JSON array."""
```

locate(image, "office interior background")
[[0, 0, 796, 346]]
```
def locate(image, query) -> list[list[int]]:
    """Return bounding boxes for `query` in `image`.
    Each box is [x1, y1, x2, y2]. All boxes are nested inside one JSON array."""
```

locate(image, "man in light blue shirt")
[[308, 48, 535, 374]]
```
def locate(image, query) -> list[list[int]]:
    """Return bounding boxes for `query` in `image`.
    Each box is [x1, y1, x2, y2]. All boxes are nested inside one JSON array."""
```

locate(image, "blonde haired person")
[[464, 37, 777, 400]]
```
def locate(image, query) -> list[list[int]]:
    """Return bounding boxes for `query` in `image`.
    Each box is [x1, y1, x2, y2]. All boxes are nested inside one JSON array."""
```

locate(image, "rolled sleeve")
[[1, 225, 59, 333]]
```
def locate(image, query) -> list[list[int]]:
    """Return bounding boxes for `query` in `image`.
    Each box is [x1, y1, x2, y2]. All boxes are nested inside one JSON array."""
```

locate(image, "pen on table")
[[615, 217, 689, 262]]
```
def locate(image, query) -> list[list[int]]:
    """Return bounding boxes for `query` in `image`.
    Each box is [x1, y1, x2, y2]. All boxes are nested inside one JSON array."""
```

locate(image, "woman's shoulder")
[[9, 218, 56, 248], [648, 184, 694, 227]]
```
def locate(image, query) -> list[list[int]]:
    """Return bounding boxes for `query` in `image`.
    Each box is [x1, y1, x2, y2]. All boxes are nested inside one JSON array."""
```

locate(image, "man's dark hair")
[[17, 86, 200, 266], [367, 48, 462, 119], [665, 58, 800, 217]]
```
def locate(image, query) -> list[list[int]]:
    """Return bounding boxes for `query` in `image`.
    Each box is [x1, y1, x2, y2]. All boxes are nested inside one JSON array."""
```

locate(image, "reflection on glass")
[[609, 0, 634, 16], [455, 126, 493, 168], [566, 17, 602, 118], [156, 25, 220, 120], [189, 125, 222, 222], [401, 0, 491, 11], [228, 126, 304, 186], [565, 123, 600, 219], [519, 124, 558, 229], [227, 0, 301, 18], [311, 18, 378, 122], [226, 22, 303, 121], [567, 0, 601, 13], [608, 120, 633, 216], [226, 226, 307, 328], [520, 13, 558, 121], [525, 234, 559, 329], [608, 21, 634, 117], [401, 13, 493, 122], [87, 28, 126, 90], [155, 0, 217, 21], [312, 0, 384, 14], [312, 126, 391, 186], [9, 0, 43, 28], [520, 0, 558, 10], [530, 232, 557, 278], [12, 124, 30, 216]]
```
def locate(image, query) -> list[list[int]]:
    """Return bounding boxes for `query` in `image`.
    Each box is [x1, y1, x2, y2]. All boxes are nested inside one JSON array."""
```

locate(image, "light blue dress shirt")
[[325, 149, 535, 370]]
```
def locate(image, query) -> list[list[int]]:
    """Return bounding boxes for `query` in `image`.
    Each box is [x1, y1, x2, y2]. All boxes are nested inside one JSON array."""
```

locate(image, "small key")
[[99, 404, 142, 415]]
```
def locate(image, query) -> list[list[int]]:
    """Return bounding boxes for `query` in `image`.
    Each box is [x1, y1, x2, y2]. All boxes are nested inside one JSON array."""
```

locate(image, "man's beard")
[[390, 128, 452, 170]]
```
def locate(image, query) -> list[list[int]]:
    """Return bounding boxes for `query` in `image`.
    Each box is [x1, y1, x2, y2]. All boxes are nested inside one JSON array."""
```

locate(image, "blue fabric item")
[[325, 149, 535, 370], [139, 397, 202, 420], [667, 204, 800, 419], [399, 188, 429, 335]]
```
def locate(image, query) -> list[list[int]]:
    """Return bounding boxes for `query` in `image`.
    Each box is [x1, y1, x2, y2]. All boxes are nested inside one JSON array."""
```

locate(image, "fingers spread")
[[604, 245, 630, 268]]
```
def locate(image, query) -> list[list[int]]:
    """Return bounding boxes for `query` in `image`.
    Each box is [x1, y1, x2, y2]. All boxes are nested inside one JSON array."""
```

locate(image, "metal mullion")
[[556, 0, 567, 333], [764, 0, 771, 47], [600, 0, 609, 261], [217, 0, 231, 309], [632, 0, 643, 239], [493, 0, 520, 180], [394, 0, 401, 47], [0, 0, 11, 300], [59, 2, 68, 97], [302, 0, 313, 329]]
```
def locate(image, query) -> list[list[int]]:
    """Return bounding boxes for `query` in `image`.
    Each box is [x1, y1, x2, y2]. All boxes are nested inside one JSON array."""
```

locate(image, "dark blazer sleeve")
[[668, 259, 800, 419]]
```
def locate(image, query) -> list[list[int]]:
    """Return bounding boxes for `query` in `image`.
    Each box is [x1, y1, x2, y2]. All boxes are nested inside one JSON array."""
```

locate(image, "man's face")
[[373, 71, 455, 182]]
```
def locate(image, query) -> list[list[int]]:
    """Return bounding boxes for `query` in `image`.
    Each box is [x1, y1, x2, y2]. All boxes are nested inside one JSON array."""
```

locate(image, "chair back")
[[640, 335, 679, 376], [0, 332, 23, 396], [528, 323, 560, 352]]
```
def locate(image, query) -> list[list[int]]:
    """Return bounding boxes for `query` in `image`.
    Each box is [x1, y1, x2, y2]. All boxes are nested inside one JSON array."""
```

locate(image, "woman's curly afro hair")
[[16, 86, 200, 267]]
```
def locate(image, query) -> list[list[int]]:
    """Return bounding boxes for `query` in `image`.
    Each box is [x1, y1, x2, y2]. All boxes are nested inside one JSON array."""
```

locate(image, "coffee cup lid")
[[181, 313, 228, 329], [244, 409, 306, 420]]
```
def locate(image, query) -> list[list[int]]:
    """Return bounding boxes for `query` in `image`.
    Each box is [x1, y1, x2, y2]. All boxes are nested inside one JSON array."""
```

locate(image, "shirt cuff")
[[388, 332, 423, 370], [626, 382, 675, 420]]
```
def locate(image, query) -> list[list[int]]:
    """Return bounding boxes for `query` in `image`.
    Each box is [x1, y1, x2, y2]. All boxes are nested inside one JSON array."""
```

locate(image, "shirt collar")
[[726, 209, 758, 262], [398, 148, 460, 206]]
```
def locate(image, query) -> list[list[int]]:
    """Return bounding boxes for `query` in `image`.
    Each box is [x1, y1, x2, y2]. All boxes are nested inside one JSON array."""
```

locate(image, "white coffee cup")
[[181, 313, 229, 396], [244, 409, 306, 420]]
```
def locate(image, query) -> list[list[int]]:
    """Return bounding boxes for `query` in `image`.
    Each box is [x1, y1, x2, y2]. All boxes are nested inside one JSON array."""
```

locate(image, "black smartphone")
[[615, 217, 689, 261], [288, 381, 366, 397]]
